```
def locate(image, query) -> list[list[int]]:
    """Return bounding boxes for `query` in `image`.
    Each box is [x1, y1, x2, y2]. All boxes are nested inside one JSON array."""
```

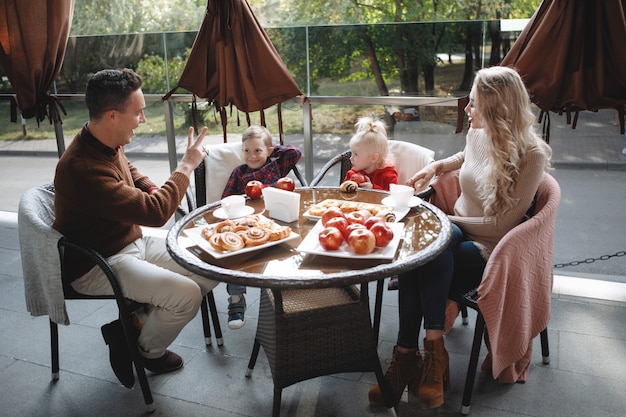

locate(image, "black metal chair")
[[55, 237, 156, 412], [19, 183, 221, 413], [427, 172, 558, 415], [450, 290, 549, 415], [18, 184, 155, 411], [178, 187, 223, 347]]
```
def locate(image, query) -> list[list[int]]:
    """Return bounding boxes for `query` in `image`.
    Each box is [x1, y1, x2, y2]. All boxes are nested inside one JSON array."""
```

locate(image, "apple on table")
[[245, 180, 265, 199], [347, 228, 376, 254], [276, 177, 296, 192], [318, 226, 344, 250], [321, 206, 345, 226]]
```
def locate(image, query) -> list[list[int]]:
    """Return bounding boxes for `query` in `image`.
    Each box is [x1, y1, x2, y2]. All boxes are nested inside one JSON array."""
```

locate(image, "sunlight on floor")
[[554, 274, 626, 303]]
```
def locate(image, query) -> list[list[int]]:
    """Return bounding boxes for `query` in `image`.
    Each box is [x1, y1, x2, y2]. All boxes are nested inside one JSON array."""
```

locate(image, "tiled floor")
[[1, 210, 625, 417]]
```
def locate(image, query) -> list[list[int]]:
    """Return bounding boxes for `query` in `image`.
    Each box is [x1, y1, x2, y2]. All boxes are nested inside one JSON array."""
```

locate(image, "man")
[[53, 68, 216, 388]]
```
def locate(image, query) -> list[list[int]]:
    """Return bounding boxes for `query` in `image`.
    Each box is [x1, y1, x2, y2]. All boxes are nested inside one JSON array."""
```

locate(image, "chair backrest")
[[387, 140, 435, 184], [309, 150, 352, 187], [202, 142, 245, 205]]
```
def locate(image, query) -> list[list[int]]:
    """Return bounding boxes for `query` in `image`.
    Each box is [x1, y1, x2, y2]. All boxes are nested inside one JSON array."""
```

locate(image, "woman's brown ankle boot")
[[418, 337, 450, 408], [368, 345, 422, 406]]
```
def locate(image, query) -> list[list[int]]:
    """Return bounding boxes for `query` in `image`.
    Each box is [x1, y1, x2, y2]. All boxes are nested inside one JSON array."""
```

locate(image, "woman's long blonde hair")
[[472, 66, 552, 217]]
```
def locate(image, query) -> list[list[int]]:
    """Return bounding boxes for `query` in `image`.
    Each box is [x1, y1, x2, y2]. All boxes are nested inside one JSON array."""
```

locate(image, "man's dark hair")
[[85, 68, 143, 120]]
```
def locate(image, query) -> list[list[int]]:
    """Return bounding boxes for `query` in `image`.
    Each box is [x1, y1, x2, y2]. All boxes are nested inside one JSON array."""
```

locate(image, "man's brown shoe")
[[142, 350, 184, 373]]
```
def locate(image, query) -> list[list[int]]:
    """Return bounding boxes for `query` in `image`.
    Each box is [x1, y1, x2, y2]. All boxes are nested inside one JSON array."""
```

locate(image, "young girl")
[[343, 117, 398, 191]]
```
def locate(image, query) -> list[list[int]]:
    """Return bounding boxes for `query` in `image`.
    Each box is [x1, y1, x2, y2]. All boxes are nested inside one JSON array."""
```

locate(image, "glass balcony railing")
[[1, 19, 527, 181]]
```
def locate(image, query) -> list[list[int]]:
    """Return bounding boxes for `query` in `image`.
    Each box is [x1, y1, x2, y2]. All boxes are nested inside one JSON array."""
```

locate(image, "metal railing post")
[[163, 99, 178, 173]]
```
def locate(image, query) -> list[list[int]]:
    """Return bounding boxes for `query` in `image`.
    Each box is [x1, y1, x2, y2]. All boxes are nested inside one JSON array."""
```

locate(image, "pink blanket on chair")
[[431, 171, 559, 383]]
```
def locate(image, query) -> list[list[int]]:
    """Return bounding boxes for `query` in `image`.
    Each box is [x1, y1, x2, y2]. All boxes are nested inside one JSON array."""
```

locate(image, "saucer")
[[213, 205, 255, 220], [381, 195, 422, 208]]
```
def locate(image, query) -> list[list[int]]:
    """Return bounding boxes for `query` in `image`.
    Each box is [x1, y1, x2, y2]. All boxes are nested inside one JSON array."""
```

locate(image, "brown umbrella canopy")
[[164, 0, 301, 139], [501, 0, 626, 135], [0, 0, 74, 124]]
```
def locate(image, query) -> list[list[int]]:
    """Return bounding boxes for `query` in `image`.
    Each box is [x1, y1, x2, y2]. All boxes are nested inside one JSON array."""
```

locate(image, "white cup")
[[221, 195, 246, 218], [389, 184, 414, 206]]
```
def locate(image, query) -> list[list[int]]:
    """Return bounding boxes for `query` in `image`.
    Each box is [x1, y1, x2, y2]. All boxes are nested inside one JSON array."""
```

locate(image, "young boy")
[[343, 117, 398, 191], [222, 125, 302, 329]]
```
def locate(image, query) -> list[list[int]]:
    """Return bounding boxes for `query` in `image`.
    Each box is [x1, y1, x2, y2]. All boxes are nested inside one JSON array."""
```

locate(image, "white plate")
[[381, 196, 423, 209], [212, 205, 255, 220], [185, 224, 299, 259], [302, 199, 410, 222], [296, 220, 404, 260]]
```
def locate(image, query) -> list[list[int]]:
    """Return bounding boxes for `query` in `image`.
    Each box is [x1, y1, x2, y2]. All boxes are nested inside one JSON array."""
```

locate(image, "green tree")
[[70, 0, 206, 35], [263, 0, 541, 94]]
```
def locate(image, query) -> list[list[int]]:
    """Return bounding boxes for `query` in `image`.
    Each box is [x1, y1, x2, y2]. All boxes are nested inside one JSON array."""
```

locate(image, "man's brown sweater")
[[53, 125, 189, 280]]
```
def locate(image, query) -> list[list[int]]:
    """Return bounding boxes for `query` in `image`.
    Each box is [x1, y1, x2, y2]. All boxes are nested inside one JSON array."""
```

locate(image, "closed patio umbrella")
[[164, 0, 302, 142], [501, 0, 626, 138]]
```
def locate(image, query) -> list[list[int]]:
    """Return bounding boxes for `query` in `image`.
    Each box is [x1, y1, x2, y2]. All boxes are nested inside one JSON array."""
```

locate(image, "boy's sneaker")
[[228, 295, 246, 330]]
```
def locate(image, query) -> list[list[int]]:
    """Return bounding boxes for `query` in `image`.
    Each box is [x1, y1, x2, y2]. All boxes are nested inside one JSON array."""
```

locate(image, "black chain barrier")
[[553, 251, 626, 269]]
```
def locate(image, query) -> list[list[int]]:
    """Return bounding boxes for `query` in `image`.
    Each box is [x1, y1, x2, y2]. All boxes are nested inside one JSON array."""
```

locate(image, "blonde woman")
[[368, 66, 552, 409]]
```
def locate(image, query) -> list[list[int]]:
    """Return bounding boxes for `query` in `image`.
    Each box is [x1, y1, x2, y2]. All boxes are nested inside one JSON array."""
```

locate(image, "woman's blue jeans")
[[396, 223, 486, 349]]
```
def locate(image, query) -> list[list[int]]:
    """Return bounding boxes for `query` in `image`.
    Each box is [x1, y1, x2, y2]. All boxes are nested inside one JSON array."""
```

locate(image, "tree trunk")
[[489, 20, 501, 66], [423, 63, 435, 93], [361, 29, 389, 96], [361, 29, 395, 129], [460, 26, 474, 92]]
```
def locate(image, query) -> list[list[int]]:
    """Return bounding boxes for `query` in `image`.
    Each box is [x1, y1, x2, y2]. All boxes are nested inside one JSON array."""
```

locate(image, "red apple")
[[347, 228, 376, 254], [369, 222, 394, 247], [245, 180, 264, 199], [321, 206, 345, 226], [364, 216, 385, 229], [325, 216, 348, 237], [345, 209, 371, 225], [318, 226, 344, 251], [276, 177, 296, 192], [343, 223, 366, 240], [350, 173, 367, 185]]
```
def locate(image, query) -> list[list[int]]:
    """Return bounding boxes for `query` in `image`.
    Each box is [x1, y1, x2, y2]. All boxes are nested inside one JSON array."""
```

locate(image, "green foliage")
[[70, 0, 206, 35], [136, 49, 191, 94]]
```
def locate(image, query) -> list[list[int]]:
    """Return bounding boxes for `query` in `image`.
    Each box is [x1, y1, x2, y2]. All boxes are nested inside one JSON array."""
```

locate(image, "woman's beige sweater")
[[439, 128, 548, 257]]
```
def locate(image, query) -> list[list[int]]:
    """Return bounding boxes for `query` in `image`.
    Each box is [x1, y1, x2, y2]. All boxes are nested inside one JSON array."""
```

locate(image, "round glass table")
[[166, 187, 452, 289]]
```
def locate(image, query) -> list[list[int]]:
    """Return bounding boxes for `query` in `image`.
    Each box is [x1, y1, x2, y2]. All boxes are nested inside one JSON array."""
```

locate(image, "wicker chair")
[[245, 284, 394, 417]]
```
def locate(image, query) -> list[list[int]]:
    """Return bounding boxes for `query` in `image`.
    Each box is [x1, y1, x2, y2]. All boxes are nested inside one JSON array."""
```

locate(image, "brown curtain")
[[0, 0, 75, 124]]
